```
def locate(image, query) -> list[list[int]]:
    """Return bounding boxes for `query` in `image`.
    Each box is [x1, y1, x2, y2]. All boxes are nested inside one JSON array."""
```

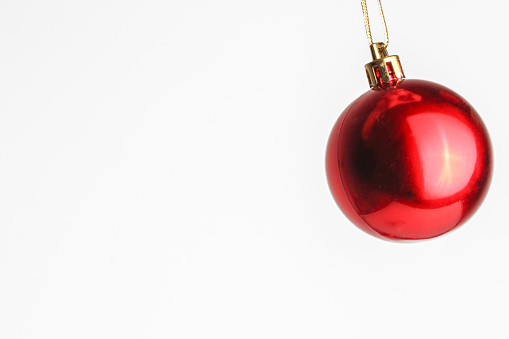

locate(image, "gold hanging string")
[[361, 0, 389, 48]]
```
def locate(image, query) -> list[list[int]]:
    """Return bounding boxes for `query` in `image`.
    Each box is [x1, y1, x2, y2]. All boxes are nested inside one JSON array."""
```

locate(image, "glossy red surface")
[[326, 80, 492, 241]]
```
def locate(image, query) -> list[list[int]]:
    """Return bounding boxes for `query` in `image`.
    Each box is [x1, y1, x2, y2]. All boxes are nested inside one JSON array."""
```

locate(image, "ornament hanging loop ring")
[[361, 0, 389, 49]]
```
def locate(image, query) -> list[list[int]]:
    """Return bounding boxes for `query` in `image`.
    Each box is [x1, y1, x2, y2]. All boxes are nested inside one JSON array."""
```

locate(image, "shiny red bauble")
[[326, 79, 492, 241]]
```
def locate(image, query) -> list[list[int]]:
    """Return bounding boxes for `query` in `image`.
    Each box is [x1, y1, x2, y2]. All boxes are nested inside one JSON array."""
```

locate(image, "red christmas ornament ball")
[[326, 79, 493, 241]]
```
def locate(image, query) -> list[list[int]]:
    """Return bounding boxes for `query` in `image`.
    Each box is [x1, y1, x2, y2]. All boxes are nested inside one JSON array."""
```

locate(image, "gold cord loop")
[[361, 0, 389, 49]]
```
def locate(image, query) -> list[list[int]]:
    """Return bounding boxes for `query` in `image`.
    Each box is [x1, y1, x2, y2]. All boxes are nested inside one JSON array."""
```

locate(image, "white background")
[[0, 0, 507, 338]]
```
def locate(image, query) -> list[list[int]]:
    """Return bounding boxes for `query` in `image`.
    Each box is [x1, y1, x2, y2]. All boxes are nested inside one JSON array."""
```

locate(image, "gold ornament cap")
[[365, 42, 405, 89]]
